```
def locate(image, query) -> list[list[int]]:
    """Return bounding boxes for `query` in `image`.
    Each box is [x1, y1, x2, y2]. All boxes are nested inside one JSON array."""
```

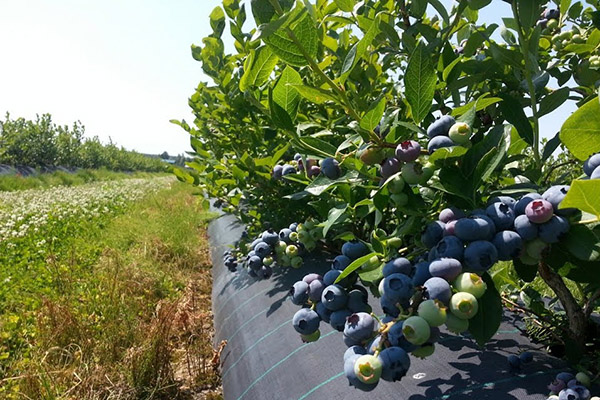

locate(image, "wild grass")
[[1, 182, 221, 399]]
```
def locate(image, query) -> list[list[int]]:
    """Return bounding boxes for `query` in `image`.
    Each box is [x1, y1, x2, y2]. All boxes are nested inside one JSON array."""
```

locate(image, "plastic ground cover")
[[210, 214, 572, 400]]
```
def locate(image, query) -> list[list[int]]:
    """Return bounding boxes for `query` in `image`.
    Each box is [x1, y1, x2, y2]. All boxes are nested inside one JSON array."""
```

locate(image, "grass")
[[0, 168, 168, 191], [1, 181, 221, 399]]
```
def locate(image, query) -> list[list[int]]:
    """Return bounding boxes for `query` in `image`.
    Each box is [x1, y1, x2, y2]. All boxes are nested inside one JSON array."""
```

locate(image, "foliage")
[[176, 0, 600, 376], [0, 113, 166, 172]]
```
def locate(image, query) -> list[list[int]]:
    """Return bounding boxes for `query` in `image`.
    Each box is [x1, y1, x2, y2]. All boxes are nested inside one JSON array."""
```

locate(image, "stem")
[[584, 288, 600, 319], [542, 159, 576, 185], [439, 1, 467, 54], [398, 0, 411, 29], [575, 218, 600, 225], [538, 261, 588, 347], [511, 2, 542, 170]]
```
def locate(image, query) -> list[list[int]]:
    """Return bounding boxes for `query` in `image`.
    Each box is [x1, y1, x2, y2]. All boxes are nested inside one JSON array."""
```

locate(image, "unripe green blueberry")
[[275, 240, 287, 254], [402, 316, 431, 345], [572, 34, 585, 43], [418, 299, 448, 327], [297, 230, 311, 242], [304, 219, 316, 230], [387, 237, 403, 249], [450, 292, 479, 320], [353, 354, 383, 384], [547, 19, 559, 30], [559, 31, 572, 40], [387, 175, 406, 194], [263, 256, 274, 266], [280, 254, 291, 267], [291, 256, 303, 269], [296, 223, 305, 233], [525, 238, 547, 260], [551, 34, 561, 43], [561, 39, 569, 48], [412, 344, 435, 359], [300, 329, 320, 342], [358, 146, 386, 165], [366, 255, 380, 268], [519, 251, 539, 265], [448, 122, 472, 145], [286, 244, 299, 257], [289, 231, 299, 242], [303, 240, 316, 251], [445, 313, 469, 333], [310, 227, 323, 240], [402, 162, 434, 185], [453, 273, 487, 299], [391, 193, 409, 207], [576, 372, 591, 388]]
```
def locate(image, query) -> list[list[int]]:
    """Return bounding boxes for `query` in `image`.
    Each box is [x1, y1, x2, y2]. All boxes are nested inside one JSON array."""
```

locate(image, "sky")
[[0, 0, 572, 155]]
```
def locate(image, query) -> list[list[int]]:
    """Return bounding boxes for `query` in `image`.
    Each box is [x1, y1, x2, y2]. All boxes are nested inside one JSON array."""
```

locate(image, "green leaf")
[[563, 225, 600, 262], [405, 42, 436, 124], [288, 84, 337, 104], [560, 0, 572, 18], [323, 203, 348, 237], [340, 16, 380, 81], [542, 132, 561, 161], [239, 46, 279, 91], [451, 96, 503, 117], [560, 180, 600, 218], [296, 136, 338, 158], [563, 43, 596, 54], [263, 11, 318, 67], [304, 170, 361, 196], [468, 273, 502, 347], [428, 0, 450, 23], [538, 87, 570, 118], [559, 96, 600, 160], [335, 252, 378, 283], [443, 56, 462, 82], [499, 94, 533, 145], [209, 6, 226, 37], [360, 96, 386, 131], [334, 0, 354, 12], [428, 146, 469, 163], [513, 259, 538, 282], [358, 264, 383, 284], [273, 66, 302, 120], [517, 0, 544, 30], [489, 42, 523, 68]]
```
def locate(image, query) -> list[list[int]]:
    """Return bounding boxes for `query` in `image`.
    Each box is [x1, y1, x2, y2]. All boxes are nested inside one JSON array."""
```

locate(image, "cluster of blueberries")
[[272, 154, 341, 180], [426, 115, 473, 153], [421, 185, 575, 272], [289, 239, 487, 391], [546, 371, 596, 400]]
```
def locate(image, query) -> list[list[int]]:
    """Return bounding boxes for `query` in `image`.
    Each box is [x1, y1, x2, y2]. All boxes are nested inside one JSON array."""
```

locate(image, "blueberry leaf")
[[468, 273, 502, 347], [559, 96, 600, 160], [560, 179, 600, 218]]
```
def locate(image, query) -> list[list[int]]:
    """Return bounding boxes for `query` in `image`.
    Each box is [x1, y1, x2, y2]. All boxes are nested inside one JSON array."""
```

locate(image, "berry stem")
[[575, 217, 600, 225]]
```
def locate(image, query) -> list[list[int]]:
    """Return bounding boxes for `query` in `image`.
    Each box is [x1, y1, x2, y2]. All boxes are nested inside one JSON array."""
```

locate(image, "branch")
[[584, 288, 600, 318]]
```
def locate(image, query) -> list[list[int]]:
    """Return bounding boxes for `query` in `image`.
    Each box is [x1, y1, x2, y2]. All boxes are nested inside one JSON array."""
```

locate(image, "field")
[[0, 176, 220, 399]]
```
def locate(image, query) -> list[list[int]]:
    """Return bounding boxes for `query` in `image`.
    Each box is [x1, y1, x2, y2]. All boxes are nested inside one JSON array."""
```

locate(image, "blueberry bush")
[[174, 0, 600, 392]]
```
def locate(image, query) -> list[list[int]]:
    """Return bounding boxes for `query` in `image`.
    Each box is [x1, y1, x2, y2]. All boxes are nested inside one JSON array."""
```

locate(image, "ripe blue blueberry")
[[383, 273, 414, 301], [380, 294, 401, 317], [463, 240, 499, 272], [254, 242, 272, 258], [539, 215, 570, 244], [308, 279, 326, 302], [347, 289, 371, 313], [492, 230, 524, 261], [455, 216, 494, 242], [427, 115, 455, 138], [281, 164, 297, 176], [315, 301, 332, 323], [507, 354, 521, 371], [344, 345, 367, 362], [247, 255, 263, 271], [590, 166, 600, 180], [262, 229, 280, 245], [422, 221, 446, 249], [543, 185, 575, 216], [272, 165, 283, 179], [429, 258, 463, 281], [486, 202, 515, 230], [488, 196, 517, 210], [292, 308, 320, 335], [427, 136, 455, 154], [380, 157, 401, 179], [514, 214, 539, 240], [584, 153, 600, 176], [395, 140, 421, 162], [378, 347, 410, 382], [432, 235, 464, 260], [344, 312, 376, 342], [290, 281, 310, 305], [330, 309, 352, 332], [321, 284, 349, 310], [279, 228, 293, 243], [332, 255, 352, 271], [323, 269, 342, 286], [383, 257, 412, 277], [423, 277, 452, 305], [519, 351, 533, 364], [320, 157, 341, 179], [342, 240, 369, 260], [412, 261, 432, 286]]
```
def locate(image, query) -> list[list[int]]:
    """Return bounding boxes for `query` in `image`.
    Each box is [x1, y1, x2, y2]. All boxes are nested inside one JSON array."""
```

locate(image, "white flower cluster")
[[0, 177, 172, 246]]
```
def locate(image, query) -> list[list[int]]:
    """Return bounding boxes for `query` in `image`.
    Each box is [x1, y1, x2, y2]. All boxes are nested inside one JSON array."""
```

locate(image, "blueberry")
[[514, 214, 539, 240], [254, 241, 272, 258], [463, 240, 499, 272], [421, 221, 446, 249], [378, 347, 410, 382], [366, 335, 382, 354], [542, 8, 560, 20], [258, 265, 273, 279], [395, 140, 421, 162], [323, 269, 342, 286], [261, 229, 280, 246], [342, 240, 369, 260], [248, 255, 263, 271], [557, 373, 575, 383], [486, 202, 515, 230], [294, 153, 302, 161], [526, 199, 554, 223], [455, 216, 494, 242], [279, 228, 293, 243], [401, 162, 433, 185], [292, 308, 320, 335], [250, 238, 263, 249], [272, 165, 283, 179], [344, 345, 367, 362], [330, 309, 352, 331], [429, 258, 463, 281], [380, 157, 401, 179], [492, 230, 523, 261], [315, 302, 332, 323], [380, 294, 401, 317], [307, 165, 321, 178], [439, 207, 465, 223], [412, 261, 432, 286], [383, 273, 414, 301], [488, 196, 517, 210], [507, 354, 521, 371], [289, 222, 298, 232], [519, 351, 533, 364], [383, 257, 412, 277], [543, 185, 575, 216], [289, 281, 310, 305], [584, 153, 600, 176], [344, 355, 379, 391], [332, 255, 352, 271], [571, 385, 591, 399], [549, 379, 567, 393], [515, 193, 542, 215], [558, 389, 581, 400], [308, 279, 326, 302], [344, 312, 376, 342], [427, 135, 455, 154], [320, 157, 341, 179], [444, 220, 458, 236], [281, 164, 297, 176], [427, 115, 455, 138], [432, 236, 464, 260], [321, 284, 349, 310], [590, 165, 600, 179], [539, 215, 570, 244], [423, 277, 452, 305], [347, 289, 371, 313]]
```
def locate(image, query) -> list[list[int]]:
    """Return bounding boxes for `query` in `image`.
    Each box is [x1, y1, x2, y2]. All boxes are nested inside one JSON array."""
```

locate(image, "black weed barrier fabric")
[[209, 214, 570, 400]]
